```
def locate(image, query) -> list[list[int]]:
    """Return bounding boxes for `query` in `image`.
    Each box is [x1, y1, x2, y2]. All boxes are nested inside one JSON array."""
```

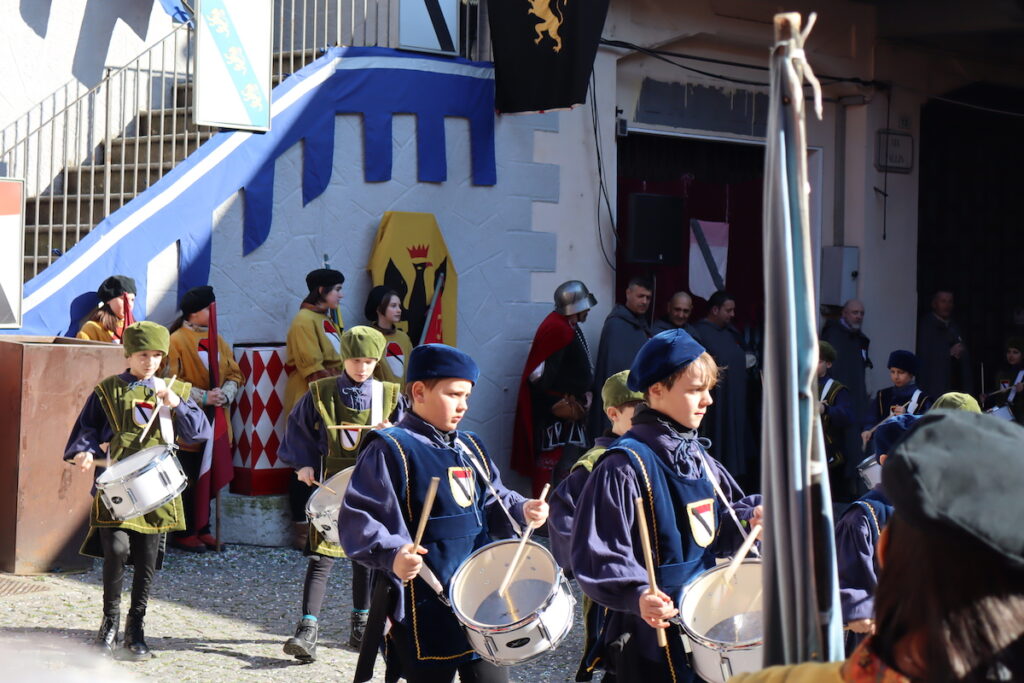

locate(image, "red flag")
[[194, 301, 234, 531]]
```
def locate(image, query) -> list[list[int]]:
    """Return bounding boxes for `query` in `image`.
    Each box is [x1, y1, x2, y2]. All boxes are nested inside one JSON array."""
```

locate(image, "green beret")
[[932, 392, 982, 413], [601, 370, 645, 411], [123, 321, 170, 357], [341, 325, 386, 361], [818, 340, 837, 363]]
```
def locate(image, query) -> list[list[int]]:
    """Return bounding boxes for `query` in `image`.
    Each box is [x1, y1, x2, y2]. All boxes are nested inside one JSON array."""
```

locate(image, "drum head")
[[680, 559, 763, 648], [306, 466, 353, 515], [96, 445, 168, 483], [450, 539, 558, 628]]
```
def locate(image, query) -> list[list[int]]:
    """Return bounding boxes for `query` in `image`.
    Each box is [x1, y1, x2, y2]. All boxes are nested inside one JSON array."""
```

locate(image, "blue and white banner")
[[195, 0, 272, 131]]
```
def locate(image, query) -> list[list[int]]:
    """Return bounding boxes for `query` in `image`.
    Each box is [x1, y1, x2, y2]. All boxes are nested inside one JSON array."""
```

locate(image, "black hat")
[[305, 269, 345, 293], [883, 410, 1024, 567], [97, 275, 136, 303], [887, 349, 918, 376], [365, 285, 397, 321], [180, 285, 215, 317]]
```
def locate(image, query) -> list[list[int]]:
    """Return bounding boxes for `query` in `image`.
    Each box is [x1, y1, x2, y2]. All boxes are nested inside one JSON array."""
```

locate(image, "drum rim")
[[450, 539, 567, 632], [96, 446, 179, 487], [305, 466, 354, 515], [679, 558, 763, 650], [856, 455, 879, 472], [99, 477, 187, 520]]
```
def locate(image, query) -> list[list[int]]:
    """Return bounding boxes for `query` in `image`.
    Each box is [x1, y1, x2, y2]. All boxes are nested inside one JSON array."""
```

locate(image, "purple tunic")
[[64, 372, 211, 462], [836, 491, 882, 623], [276, 373, 403, 470], [338, 411, 528, 622], [570, 410, 761, 663], [548, 434, 614, 575]]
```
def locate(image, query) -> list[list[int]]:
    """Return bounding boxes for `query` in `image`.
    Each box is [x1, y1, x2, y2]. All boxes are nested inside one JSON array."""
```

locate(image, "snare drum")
[[679, 559, 763, 683], [449, 539, 574, 666], [95, 446, 188, 521], [986, 405, 1016, 422], [856, 455, 881, 489], [305, 467, 353, 546]]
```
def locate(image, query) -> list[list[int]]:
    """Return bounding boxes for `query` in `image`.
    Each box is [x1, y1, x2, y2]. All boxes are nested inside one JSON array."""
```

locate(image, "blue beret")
[[873, 413, 921, 457], [407, 344, 480, 384], [627, 328, 706, 392], [887, 349, 918, 376]]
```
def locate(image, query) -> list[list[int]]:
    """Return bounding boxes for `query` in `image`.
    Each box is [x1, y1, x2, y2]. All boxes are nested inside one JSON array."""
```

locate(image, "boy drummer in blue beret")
[[570, 328, 763, 683], [340, 344, 549, 682]]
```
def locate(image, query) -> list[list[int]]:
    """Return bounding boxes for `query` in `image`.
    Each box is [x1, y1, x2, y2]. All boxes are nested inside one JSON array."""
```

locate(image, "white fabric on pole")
[[689, 220, 729, 300]]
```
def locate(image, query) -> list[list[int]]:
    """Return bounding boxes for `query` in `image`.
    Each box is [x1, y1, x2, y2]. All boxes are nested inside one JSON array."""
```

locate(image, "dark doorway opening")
[[917, 84, 1024, 395]]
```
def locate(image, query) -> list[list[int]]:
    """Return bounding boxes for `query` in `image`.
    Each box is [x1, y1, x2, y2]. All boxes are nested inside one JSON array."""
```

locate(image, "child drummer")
[[64, 321, 211, 660], [570, 329, 763, 683], [278, 326, 401, 661], [339, 344, 549, 683]]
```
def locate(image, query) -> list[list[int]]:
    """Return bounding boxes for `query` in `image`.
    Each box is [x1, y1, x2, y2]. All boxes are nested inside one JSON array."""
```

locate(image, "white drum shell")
[[95, 446, 188, 521], [857, 456, 881, 489], [305, 467, 353, 545], [987, 405, 1015, 422], [679, 559, 763, 683], [450, 539, 574, 666]]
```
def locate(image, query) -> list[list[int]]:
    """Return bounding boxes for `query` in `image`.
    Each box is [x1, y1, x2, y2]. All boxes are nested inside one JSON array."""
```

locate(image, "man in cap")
[[818, 341, 855, 501], [732, 410, 1024, 681], [590, 276, 653, 438], [341, 344, 549, 682], [571, 329, 762, 682], [512, 280, 597, 496]]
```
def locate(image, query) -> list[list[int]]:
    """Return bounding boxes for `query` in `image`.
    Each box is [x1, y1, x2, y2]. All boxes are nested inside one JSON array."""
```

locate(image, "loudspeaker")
[[625, 193, 685, 265]]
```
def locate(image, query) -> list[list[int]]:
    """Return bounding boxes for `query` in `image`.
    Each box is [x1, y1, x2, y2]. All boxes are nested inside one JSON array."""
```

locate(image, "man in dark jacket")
[[917, 289, 973, 397], [589, 276, 652, 438], [821, 299, 872, 482]]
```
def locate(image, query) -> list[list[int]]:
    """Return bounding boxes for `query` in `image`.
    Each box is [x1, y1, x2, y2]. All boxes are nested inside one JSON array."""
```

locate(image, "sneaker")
[[283, 616, 318, 662]]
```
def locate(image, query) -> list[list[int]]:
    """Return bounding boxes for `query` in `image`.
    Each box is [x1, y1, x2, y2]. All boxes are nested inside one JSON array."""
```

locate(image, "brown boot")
[[292, 522, 309, 551]]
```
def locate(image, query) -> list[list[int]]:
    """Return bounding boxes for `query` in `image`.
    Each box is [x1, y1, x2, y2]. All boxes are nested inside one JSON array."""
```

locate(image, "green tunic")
[[306, 376, 400, 557], [81, 376, 193, 558]]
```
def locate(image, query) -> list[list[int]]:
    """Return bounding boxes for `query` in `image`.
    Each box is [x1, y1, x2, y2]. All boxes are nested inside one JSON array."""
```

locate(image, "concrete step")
[[65, 161, 175, 195], [136, 108, 218, 136], [106, 131, 213, 165], [24, 195, 128, 226], [173, 60, 298, 107]]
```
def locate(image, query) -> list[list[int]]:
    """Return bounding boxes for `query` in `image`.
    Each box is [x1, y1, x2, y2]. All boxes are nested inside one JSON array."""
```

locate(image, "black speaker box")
[[625, 193, 685, 265]]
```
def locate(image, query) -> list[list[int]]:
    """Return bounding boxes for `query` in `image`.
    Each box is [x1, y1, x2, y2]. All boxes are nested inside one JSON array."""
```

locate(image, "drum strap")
[[150, 377, 175, 444], [907, 389, 922, 415], [455, 438, 524, 537], [1009, 370, 1024, 403], [697, 451, 759, 557], [370, 380, 383, 426]]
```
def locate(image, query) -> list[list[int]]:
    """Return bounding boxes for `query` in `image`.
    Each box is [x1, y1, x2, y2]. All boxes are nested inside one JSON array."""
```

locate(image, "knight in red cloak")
[[512, 281, 597, 496]]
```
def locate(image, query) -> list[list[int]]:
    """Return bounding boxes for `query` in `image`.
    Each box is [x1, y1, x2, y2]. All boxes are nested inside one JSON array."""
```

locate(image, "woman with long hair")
[[76, 275, 137, 343], [365, 285, 412, 386]]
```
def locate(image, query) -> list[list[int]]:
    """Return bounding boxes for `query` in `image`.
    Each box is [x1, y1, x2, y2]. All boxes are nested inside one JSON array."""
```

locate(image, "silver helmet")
[[553, 280, 597, 316]]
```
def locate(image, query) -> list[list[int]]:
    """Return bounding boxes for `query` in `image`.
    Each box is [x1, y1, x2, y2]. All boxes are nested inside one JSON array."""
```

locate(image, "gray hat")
[[553, 280, 597, 316]]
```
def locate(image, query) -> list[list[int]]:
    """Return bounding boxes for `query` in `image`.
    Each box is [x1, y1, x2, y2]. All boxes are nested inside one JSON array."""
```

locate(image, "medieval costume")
[[64, 322, 211, 660], [692, 317, 750, 477], [866, 351, 932, 432], [819, 342, 855, 501], [365, 286, 414, 387], [916, 310, 973, 397], [590, 303, 650, 437], [76, 275, 137, 343], [278, 327, 400, 660]]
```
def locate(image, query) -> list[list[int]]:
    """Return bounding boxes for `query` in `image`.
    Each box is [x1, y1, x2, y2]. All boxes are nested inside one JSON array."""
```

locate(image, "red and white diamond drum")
[[96, 445, 188, 521], [449, 539, 574, 666], [305, 467, 353, 545], [231, 345, 291, 495]]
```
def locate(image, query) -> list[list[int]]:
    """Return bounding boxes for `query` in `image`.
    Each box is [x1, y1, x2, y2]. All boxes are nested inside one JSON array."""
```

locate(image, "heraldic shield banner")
[[367, 211, 458, 347]]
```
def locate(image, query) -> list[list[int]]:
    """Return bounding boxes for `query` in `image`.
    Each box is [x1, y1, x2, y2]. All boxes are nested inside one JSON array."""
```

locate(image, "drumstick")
[[412, 477, 440, 549], [327, 423, 377, 430], [498, 483, 550, 598], [137, 375, 177, 443], [312, 479, 338, 495], [722, 524, 762, 586], [635, 497, 669, 649]]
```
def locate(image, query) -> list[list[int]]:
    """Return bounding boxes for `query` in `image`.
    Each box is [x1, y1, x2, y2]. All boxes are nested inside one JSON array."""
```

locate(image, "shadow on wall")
[[20, 0, 155, 85]]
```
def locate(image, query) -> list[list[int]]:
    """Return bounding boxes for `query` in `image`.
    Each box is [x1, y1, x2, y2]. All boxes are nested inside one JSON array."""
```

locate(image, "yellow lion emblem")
[[526, 0, 568, 53]]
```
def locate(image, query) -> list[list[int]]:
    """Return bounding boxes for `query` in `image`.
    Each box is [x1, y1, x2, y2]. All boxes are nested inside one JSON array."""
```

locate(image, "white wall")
[[0, 1, 173, 133]]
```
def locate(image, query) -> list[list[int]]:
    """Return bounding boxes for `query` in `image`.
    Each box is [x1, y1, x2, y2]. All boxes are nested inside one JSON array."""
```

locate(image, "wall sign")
[[875, 129, 913, 173]]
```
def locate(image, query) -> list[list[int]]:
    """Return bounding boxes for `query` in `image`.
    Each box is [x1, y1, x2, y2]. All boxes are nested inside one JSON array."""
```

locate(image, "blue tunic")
[[836, 486, 892, 624], [570, 409, 761, 674], [866, 383, 932, 430], [548, 434, 615, 575], [339, 411, 527, 663]]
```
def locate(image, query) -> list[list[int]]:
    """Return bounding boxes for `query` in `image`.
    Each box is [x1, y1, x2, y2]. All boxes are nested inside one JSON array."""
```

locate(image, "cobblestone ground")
[[0, 543, 584, 682]]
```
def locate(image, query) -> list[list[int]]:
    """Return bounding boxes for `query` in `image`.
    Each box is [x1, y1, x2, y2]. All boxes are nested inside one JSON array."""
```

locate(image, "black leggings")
[[301, 557, 372, 617], [289, 470, 314, 522], [98, 528, 161, 619], [386, 622, 507, 683]]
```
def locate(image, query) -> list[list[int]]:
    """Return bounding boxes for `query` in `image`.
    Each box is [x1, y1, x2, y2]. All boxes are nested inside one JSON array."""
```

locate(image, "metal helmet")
[[553, 280, 597, 316]]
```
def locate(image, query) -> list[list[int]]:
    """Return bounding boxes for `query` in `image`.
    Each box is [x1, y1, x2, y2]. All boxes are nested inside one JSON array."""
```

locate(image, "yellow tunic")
[[372, 325, 413, 386], [728, 662, 844, 682], [76, 319, 124, 343], [167, 326, 244, 450], [284, 306, 343, 414]]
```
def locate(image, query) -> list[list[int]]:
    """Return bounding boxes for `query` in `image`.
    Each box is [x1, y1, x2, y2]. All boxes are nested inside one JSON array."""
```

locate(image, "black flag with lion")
[[488, 0, 611, 114]]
